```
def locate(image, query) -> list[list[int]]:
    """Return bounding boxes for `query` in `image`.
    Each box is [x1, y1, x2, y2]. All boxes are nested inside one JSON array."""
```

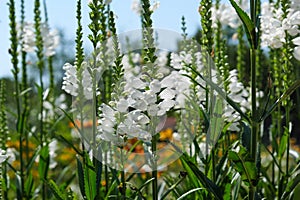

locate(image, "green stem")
[[92, 64, 97, 166], [250, 49, 257, 161], [151, 135, 158, 200], [286, 105, 290, 176], [250, 48, 258, 200], [48, 56, 54, 103], [120, 149, 126, 199]]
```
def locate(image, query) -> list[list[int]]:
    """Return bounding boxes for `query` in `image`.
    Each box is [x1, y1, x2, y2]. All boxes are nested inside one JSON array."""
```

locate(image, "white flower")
[[98, 104, 117, 141], [149, 79, 161, 93], [82, 67, 93, 100], [49, 140, 58, 168], [293, 46, 300, 61], [159, 87, 175, 100], [0, 149, 8, 163], [143, 90, 157, 104], [62, 62, 96, 99], [20, 22, 59, 56], [157, 99, 175, 116], [260, 2, 300, 50], [293, 37, 300, 61], [131, 0, 142, 15], [62, 63, 79, 96], [116, 98, 129, 112]]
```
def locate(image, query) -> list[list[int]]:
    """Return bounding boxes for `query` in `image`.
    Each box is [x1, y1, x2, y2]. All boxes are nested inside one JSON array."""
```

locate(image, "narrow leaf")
[[260, 80, 300, 121], [38, 146, 50, 180], [47, 180, 65, 200], [84, 154, 97, 200], [208, 98, 224, 145], [281, 174, 300, 199], [229, 0, 256, 48], [76, 156, 86, 198], [187, 66, 250, 123], [223, 183, 232, 200], [177, 188, 204, 200], [181, 154, 223, 200], [278, 127, 289, 158], [229, 145, 258, 183], [24, 173, 34, 197]]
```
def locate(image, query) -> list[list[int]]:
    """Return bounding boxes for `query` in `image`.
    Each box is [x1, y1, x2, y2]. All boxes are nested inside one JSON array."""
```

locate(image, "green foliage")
[[180, 153, 223, 200], [3, 0, 300, 199], [229, 0, 256, 49], [229, 143, 258, 184]]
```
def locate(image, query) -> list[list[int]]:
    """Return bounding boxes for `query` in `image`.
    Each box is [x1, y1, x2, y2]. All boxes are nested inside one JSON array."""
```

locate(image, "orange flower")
[[159, 128, 173, 141]]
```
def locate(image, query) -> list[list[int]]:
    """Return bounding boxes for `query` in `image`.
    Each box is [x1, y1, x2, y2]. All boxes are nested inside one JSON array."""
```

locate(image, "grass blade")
[[180, 153, 224, 200], [260, 80, 300, 122], [177, 188, 204, 200]]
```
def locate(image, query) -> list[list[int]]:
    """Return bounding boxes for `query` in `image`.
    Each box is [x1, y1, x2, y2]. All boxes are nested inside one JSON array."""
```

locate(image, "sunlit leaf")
[[177, 188, 204, 200], [229, 0, 256, 48], [208, 98, 224, 145]]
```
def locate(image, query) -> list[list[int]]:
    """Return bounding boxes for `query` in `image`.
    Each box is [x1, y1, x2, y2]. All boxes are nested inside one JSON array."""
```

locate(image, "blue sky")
[[0, 0, 201, 77]]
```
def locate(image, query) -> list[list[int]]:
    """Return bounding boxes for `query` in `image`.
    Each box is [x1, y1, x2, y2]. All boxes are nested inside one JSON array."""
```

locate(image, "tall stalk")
[[8, 0, 25, 196], [0, 81, 9, 199], [280, 0, 293, 180], [250, 0, 259, 196], [229, 0, 260, 198], [34, 0, 48, 198], [140, 0, 158, 199]]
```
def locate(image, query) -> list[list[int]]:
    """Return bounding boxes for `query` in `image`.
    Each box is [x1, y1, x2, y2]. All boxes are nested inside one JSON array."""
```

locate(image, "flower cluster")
[[224, 69, 250, 131], [97, 52, 182, 145], [211, 0, 248, 29], [260, 1, 300, 60], [169, 42, 250, 131], [62, 62, 99, 100], [19, 22, 60, 57]]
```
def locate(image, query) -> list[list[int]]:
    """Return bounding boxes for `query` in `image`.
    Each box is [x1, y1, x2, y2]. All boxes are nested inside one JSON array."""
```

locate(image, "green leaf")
[[180, 154, 223, 200], [231, 173, 241, 200], [57, 135, 82, 156], [278, 127, 289, 158], [281, 174, 300, 199], [260, 80, 300, 122], [229, 0, 256, 48], [208, 98, 224, 145], [76, 156, 86, 198], [161, 176, 185, 200], [138, 177, 155, 192], [186, 65, 250, 123], [177, 188, 204, 200], [24, 173, 34, 198], [84, 153, 97, 200], [25, 146, 41, 173], [223, 183, 231, 200], [104, 180, 118, 200], [241, 121, 251, 151], [47, 180, 65, 200], [228, 145, 258, 184], [38, 146, 49, 180]]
